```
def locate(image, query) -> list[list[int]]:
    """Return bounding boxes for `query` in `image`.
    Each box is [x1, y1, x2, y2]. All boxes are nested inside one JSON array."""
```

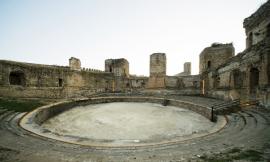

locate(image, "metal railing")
[[211, 99, 240, 122]]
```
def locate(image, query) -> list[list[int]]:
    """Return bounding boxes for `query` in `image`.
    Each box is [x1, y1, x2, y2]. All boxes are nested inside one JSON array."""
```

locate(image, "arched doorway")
[[9, 71, 25, 86], [232, 69, 242, 88], [249, 68, 259, 95]]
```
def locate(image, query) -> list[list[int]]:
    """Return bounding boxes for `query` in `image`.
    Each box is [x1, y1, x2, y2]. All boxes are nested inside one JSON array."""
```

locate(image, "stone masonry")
[[147, 53, 166, 88]]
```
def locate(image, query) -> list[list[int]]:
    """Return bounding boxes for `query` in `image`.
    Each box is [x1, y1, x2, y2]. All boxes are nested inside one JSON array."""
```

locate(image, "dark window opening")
[[109, 66, 112, 72], [250, 68, 259, 94], [37, 76, 41, 87], [9, 71, 25, 86], [59, 79, 63, 87], [126, 83, 130, 87], [141, 82, 145, 86], [215, 77, 220, 88], [207, 61, 211, 69], [123, 69, 126, 76], [267, 23, 270, 37]]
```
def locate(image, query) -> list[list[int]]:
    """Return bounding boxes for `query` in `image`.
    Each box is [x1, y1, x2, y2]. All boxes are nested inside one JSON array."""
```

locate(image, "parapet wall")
[[22, 97, 213, 127]]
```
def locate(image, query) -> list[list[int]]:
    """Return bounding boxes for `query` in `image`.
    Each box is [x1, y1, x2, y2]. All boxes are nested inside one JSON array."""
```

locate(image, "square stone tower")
[[147, 53, 166, 88], [105, 58, 129, 77], [199, 43, 235, 74], [184, 62, 191, 75], [69, 57, 81, 71]]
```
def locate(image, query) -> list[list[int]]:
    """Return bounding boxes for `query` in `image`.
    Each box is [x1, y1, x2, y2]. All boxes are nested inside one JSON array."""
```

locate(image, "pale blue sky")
[[0, 0, 267, 75]]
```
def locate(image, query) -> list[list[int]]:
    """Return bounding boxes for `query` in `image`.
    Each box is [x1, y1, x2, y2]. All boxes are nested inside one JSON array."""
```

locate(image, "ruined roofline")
[[199, 43, 234, 56], [243, 0, 270, 30], [150, 53, 166, 56], [215, 38, 270, 71], [210, 42, 233, 47], [105, 58, 128, 62], [0, 59, 109, 74], [105, 58, 129, 65], [0, 59, 69, 69]]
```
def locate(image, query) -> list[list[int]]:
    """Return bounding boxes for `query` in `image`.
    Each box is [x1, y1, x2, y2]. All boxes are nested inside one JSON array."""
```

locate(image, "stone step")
[[0, 109, 8, 115], [0, 107, 269, 159], [0, 111, 15, 122]]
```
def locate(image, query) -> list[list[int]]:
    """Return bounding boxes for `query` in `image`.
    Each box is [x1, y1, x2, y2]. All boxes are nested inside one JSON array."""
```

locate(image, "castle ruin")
[[0, 1, 269, 108]]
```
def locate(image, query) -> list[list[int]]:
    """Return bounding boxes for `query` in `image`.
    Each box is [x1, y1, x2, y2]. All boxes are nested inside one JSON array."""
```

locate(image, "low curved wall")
[[22, 96, 213, 127]]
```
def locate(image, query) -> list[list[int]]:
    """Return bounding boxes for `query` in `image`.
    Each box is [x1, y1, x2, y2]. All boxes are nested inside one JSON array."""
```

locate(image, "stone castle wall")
[[200, 1, 270, 108], [0, 60, 114, 98], [1, 1, 269, 108]]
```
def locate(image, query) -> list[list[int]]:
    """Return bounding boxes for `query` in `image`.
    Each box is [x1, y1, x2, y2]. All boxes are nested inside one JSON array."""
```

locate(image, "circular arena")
[[19, 97, 226, 147], [0, 95, 270, 162]]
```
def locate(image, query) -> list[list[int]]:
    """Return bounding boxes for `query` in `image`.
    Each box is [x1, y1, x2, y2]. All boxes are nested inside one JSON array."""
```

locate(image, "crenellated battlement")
[[81, 67, 107, 73]]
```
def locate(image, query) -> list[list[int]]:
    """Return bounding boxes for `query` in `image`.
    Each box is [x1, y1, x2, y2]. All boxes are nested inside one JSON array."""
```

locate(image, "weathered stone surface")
[[147, 53, 166, 88], [69, 57, 81, 71], [0, 1, 269, 109], [105, 58, 129, 77], [200, 1, 270, 107], [175, 62, 191, 76], [199, 43, 235, 74]]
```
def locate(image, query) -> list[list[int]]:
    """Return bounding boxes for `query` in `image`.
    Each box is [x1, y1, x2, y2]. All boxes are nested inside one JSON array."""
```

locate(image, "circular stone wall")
[[20, 97, 226, 147]]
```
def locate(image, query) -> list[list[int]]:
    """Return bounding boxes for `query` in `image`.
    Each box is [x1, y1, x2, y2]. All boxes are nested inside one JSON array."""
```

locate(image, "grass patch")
[[234, 149, 263, 161], [0, 98, 45, 112], [227, 147, 241, 154], [199, 148, 263, 162]]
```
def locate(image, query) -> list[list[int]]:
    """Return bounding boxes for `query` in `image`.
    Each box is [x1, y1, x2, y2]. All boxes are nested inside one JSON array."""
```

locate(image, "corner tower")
[[69, 57, 81, 71]]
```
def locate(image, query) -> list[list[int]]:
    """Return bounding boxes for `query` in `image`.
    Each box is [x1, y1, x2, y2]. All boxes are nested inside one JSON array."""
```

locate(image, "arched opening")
[[9, 71, 25, 86], [250, 68, 259, 94], [207, 61, 211, 69], [247, 32, 253, 48], [233, 69, 242, 88]]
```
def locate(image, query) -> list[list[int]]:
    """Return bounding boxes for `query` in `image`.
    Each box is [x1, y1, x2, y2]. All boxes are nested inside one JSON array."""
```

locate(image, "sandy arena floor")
[[41, 102, 222, 146]]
